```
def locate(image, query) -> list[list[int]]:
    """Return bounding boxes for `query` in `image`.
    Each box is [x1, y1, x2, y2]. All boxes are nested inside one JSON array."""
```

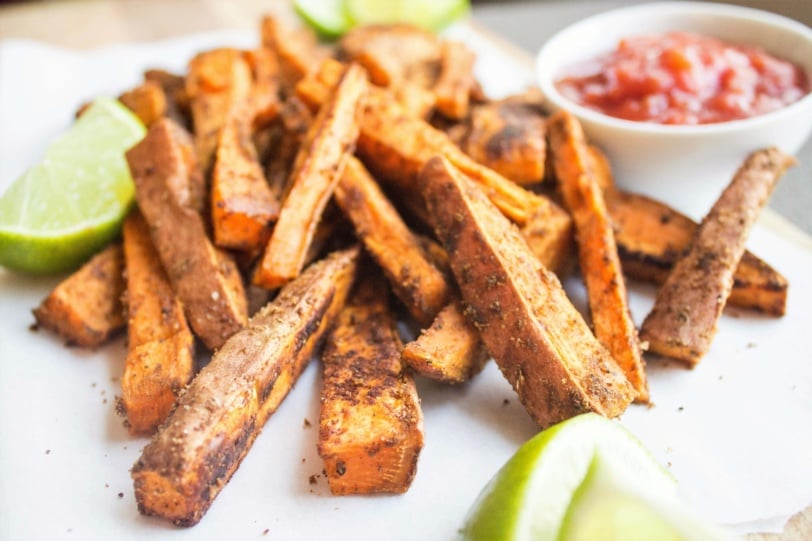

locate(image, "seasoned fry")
[[433, 40, 476, 120], [119, 81, 167, 127], [519, 197, 575, 276], [548, 111, 648, 402], [127, 118, 247, 350], [186, 48, 253, 173], [260, 15, 324, 94], [211, 103, 280, 252], [120, 211, 194, 436], [338, 24, 441, 89], [254, 64, 367, 289], [461, 95, 547, 185], [319, 272, 424, 495], [132, 247, 360, 526], [144, 68, 191, 127], [640, 148, 795, 365], [335, 157, 450, 324], [266, 96, 315, 198], [606, 189, 788, 316], [294, 57, 547, 225], [32, 244, 125, 347], [420, 156, 634, 427], [401, 299, 488, 384], [242, 47, 281, 130]]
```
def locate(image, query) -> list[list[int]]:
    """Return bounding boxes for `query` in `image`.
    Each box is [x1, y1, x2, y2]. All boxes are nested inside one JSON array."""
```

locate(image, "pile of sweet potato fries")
[[31, 16, 794, 526]]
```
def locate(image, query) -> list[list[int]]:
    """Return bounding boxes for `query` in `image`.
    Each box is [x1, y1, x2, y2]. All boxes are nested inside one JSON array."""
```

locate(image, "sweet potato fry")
[[260, 15, 324, 95], [186, 48, 253, 173], [254, 64, 367, 289], [211, 103, 280, 252], [120, 210, 194, 436], [242, 47, 281, 130], [32, 244, 124, 347], [127, 118, 247, 350], [335, 157, 450, 324], [420, 156, 634, 427], [294, 58, 551, 225], [606, 189, 788, 316], [461, 95, 547, 185], [548, 111, 648, 402], [132, 246, 360, 526], [119, 81, 167, 127], [640, 148, 795, 365], [432, 40, 475, 120], [338, 23, 441, 89], [145, 69, 191, 125], [401, 299, 488, 384], [319, 272, 424, 495], [519, 197, 575, 276]]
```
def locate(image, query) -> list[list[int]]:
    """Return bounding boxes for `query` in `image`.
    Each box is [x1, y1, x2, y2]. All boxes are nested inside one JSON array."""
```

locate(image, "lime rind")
[[345, 0, 471, 31], [293, 0, 353, 39], [459, 414, 676, 541], [0, 97, 145, 274]]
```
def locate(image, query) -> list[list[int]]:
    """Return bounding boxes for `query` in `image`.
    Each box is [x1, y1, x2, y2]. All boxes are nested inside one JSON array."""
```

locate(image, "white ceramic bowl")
[[536, 2, 812, 218]]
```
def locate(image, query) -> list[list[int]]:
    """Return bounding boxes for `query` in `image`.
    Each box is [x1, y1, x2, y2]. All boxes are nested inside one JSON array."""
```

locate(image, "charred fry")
[[548, 111, 648, 402], [420, 156, 634, 427], [640, 148, 795, 365], [606, 189, 788, 316], [319, 272, 424, 495], [32, 244, 125, 347], [132, 247, 360, 526]]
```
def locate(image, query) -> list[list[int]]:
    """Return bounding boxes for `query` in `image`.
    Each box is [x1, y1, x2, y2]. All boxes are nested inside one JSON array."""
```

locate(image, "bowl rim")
[[535, 1, 812, 137]]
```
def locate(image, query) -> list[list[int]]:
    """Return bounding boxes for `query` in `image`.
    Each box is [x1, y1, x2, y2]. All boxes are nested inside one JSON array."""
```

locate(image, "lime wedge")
[[459, 414, 730, 541], [0, 97, 145, 274], [345, 0, 470, 31], [293, 0, 353, 39]]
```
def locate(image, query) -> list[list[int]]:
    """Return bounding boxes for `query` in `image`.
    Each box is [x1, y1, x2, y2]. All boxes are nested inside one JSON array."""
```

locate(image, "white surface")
[[1, 26, 811, 540], [535, 2, 812, 220]]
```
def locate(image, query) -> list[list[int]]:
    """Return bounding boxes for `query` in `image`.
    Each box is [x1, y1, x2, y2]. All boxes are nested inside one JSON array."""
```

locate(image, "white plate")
[[1, 26, 811, 541]]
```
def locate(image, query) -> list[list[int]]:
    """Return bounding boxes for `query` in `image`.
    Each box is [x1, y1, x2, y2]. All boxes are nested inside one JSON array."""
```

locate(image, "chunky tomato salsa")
[[555, 32, 809, 125]]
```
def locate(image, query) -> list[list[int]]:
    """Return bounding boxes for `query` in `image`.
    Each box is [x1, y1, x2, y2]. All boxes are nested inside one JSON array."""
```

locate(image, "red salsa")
[[555, 32, 809, 125]]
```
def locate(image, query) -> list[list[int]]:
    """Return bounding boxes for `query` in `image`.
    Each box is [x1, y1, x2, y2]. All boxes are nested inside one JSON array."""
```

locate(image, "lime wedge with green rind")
[[345, 0, 470, 31], [0, 97, 145, 274], [458, 413, 725, 541], [293, 0, 353, 39]]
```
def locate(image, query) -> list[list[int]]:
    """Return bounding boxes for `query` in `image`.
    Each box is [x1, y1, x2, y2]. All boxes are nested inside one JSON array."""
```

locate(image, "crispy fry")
[[461, 95, 547, 185], [640, 148, 795, 365], [127, 118, 247, 350], [420, 156, 634, 427], [119, 81, 167, 127], [401, 299, 488, 384], [242, 47, 281, 130], [144, 68, 191, 127], [186, 48, 253, 174], [338, 24, 441, 89], [433, 41, 475, 120], [335, 157, 450, 324], [265, 96, 315, 199], [606, 189, 788, 316], [261, 15, 324, 95], [295, 58, 539, 224], [254, 64, 367, 289], [120, 211, 194, 436], [519, 196, 575, 276], [548, 111, 648, 402], [32, 244, 124, 347], [211, 103, 280, 252], [132, 247, 360, 526], [319, 271, 424, 495]]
